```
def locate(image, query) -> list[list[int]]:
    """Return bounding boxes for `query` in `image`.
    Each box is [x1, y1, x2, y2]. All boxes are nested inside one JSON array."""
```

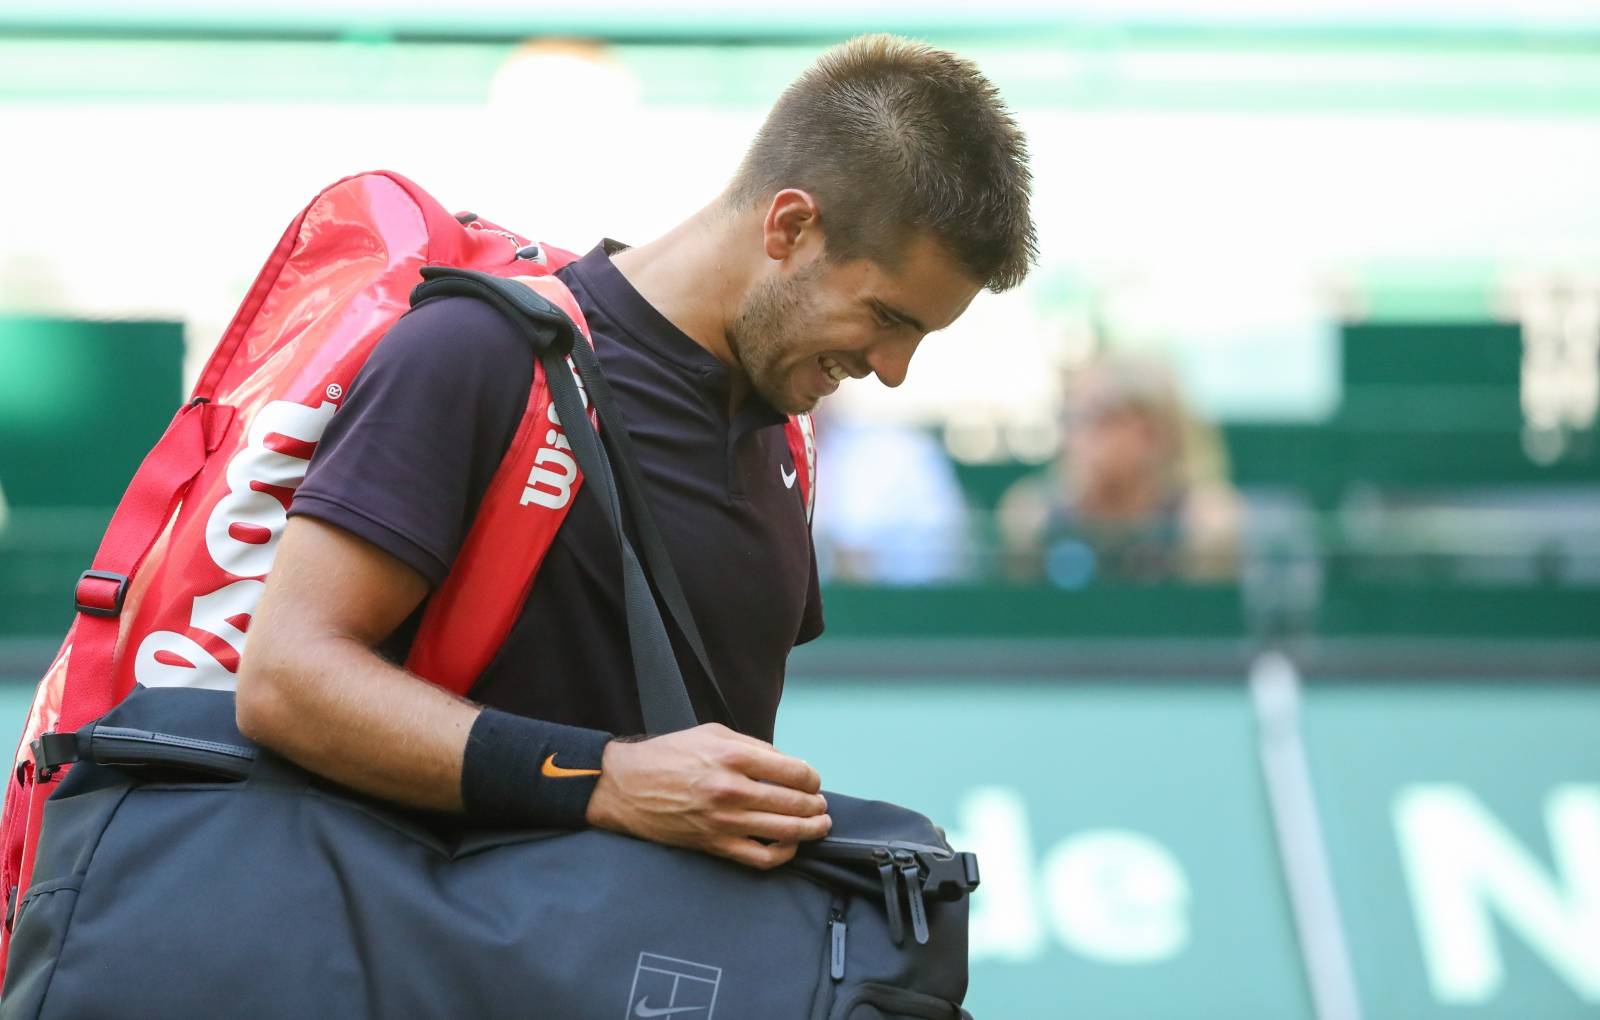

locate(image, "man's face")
[[728, 232, 982, 414]]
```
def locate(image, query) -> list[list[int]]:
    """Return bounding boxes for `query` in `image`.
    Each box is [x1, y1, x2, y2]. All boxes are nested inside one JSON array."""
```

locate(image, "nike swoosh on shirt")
[[540, 754, 601, 779], [634, 999, 705, 1018], [781, 464, 797, 488]]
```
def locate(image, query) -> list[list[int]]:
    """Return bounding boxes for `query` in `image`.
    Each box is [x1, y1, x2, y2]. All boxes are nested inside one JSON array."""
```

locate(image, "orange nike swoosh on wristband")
[[541, 754, 602, 779]]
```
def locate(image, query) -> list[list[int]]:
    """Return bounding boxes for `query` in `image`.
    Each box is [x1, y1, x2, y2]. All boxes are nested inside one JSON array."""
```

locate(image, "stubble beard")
[[727, 262, 824, 415]]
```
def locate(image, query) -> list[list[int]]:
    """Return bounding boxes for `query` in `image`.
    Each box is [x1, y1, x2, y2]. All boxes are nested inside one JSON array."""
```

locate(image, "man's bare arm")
[[237, 515, 830, 868], [236, 516, 475, 810]]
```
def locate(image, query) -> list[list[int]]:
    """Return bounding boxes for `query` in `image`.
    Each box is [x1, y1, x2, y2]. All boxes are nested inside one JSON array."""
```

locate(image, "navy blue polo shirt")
[[288, 242, 823, 741]]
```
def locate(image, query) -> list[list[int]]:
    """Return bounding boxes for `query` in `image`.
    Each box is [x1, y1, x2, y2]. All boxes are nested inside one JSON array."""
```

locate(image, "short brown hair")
[[726, 34, 1037, 292]]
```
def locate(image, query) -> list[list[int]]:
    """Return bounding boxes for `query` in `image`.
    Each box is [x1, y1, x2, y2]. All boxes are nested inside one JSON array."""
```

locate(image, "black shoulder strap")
[[411, 267, 734, 736], [564, 334, 728, 718]]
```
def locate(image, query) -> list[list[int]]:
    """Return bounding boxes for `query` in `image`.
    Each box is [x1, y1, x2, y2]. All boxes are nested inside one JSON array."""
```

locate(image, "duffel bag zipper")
[[896, 850, 930, 946], [810, 894, 849, 1020], [812, 836, 951, 858], [805, 838, 977, 947], [830, 900, 849, 981], [875, 848, 905, 945]]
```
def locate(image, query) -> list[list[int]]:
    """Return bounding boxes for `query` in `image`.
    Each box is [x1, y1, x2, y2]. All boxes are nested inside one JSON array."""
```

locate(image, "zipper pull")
[[829, 905, 848, 981], [897, 851, 930, 946], [875, 848, 905, 945]]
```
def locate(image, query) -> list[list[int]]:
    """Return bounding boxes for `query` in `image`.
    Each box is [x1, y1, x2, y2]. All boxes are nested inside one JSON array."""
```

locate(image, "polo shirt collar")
[[568, 241, 787, 432]]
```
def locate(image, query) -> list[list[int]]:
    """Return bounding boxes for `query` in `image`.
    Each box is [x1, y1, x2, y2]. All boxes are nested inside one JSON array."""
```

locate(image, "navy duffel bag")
[[2, 687, 978, 1020]]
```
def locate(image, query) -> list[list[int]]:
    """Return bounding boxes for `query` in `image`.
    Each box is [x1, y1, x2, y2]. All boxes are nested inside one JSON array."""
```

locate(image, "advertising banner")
[[0, 674, 1595, 1017]]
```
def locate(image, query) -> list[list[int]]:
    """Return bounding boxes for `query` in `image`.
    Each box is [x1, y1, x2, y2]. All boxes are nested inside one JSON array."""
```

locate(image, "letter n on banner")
[[1394, 784, 1600, 1005]]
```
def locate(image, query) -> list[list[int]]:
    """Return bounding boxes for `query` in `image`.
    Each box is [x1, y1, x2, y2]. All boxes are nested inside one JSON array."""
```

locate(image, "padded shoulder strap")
[[405, 269, 734, 734], [404, 278, 594, 697]]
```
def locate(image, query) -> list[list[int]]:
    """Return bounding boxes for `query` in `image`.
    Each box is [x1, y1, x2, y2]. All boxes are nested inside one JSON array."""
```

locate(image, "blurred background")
[[2, 1, 1599, 1017]]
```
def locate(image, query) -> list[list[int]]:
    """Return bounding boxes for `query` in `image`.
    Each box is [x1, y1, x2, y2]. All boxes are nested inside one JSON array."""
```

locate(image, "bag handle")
[[29, 725, 255, 784], [412, 268, 727, 736]]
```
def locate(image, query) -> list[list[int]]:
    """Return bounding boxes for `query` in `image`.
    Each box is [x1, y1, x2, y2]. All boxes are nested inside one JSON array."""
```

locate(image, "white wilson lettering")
[[138, 395, 339, 690], [521, 359, 588, 510], [135, 579, 265, 689], [204, 399, 337, 578]]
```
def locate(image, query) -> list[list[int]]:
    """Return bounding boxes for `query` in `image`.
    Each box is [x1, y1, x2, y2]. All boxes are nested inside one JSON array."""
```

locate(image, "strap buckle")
[[28, 731, 82, 783], [74, 570, 130, 618], [921, 851, 982, 901]]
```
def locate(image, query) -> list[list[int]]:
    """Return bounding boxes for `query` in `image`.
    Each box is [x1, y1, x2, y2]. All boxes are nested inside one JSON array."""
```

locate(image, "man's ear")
[[761, 189, 822, 262]]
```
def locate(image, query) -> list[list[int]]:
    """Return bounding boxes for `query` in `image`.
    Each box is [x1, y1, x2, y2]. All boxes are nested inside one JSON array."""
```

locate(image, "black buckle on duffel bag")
[[27, 732, 82, 783], [922, 849, 982, 902], [800, 839, 981, 947]]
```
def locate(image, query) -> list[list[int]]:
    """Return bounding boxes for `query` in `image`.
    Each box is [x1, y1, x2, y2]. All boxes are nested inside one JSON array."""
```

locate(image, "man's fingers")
[[717, 776, 826, 818], [594, 725, 827, 868], [717, 809, 832, 844], [737, 746, 822, 794], [710, 836, 799, 871], [687, 724, 821, 793]]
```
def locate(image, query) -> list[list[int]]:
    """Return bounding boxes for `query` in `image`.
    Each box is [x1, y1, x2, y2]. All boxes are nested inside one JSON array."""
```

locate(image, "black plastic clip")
[[922, 851, 982, 902], [74, 569, 130, 618], [29, 731, 82, 783]]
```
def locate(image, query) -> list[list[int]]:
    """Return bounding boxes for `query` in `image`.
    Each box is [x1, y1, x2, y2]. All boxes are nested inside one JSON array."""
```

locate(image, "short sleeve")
[[289, 295, 536, 586]]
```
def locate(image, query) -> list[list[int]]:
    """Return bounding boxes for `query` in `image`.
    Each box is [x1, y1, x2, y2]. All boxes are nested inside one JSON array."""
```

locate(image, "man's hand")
[[585, 724, 831, 870]]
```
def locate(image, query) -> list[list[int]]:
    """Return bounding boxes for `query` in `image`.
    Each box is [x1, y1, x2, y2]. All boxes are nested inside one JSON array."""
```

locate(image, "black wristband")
[[460, 707, 612, 828]]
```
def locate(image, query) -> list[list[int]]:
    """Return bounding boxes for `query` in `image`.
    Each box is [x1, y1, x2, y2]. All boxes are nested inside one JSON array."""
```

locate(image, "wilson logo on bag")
[[521, 363, 592, 510], [135, 397, 338, 689]]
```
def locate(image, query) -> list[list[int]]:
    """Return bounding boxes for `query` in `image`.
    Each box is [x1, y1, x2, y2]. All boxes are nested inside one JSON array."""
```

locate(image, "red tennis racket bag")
[[0, 170, 826, 983]]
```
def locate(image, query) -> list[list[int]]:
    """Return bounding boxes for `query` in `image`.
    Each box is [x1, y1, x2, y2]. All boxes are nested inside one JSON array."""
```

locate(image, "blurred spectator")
[[998, 353, 1241, 586], [813, 411, 972, 586]]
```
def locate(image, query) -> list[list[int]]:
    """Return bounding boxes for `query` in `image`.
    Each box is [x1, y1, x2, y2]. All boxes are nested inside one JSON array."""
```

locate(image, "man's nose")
[[866, 336, 919, 389]]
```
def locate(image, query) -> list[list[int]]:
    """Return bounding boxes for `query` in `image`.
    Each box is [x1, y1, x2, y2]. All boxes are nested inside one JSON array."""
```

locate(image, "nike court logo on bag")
[[781, 464, 797, 488], [540, 754, 601, 779], [634, 999, 704, 1018]]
